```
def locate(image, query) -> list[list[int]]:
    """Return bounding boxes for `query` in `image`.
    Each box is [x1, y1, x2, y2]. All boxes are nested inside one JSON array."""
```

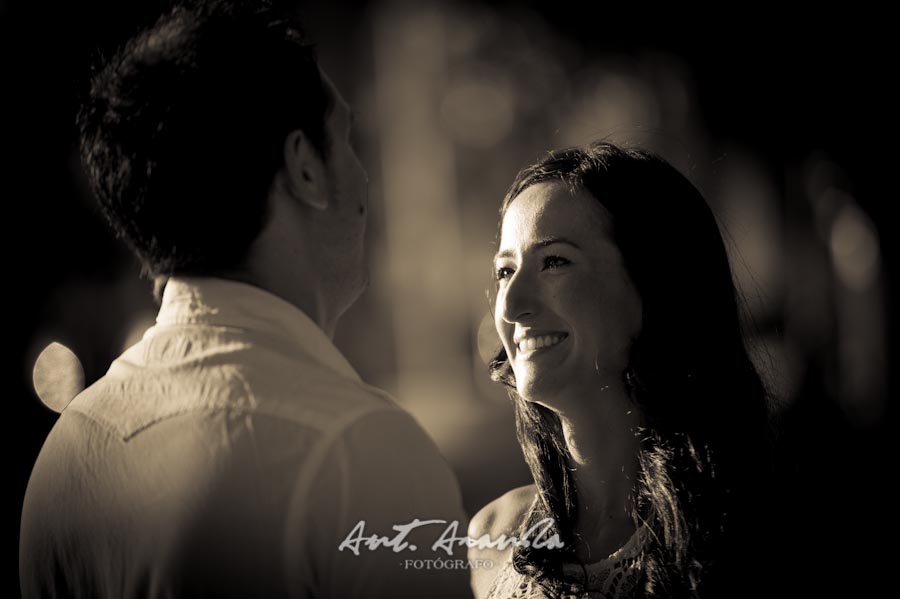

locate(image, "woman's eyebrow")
[[493, 237, 581, 262]]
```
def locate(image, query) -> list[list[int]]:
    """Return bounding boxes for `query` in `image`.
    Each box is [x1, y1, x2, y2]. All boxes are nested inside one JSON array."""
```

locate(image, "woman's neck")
[[555, 384, 641, 562]]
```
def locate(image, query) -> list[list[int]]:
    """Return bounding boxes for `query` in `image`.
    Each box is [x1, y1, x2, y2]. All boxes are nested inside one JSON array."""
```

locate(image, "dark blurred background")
[[3, 1, 893, 595]]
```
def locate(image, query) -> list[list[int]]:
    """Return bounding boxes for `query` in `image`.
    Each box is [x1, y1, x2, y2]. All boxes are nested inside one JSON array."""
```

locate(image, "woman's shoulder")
[[468, 485, 537, 598], [469, 484, 537, 540]]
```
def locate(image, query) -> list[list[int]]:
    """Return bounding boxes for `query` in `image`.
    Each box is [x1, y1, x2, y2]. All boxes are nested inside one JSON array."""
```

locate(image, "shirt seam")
[[281, 404, 412, 595]]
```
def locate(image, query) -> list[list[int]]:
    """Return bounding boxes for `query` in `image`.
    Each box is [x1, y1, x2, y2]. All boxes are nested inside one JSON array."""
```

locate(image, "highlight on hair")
[[489, 141, 772, 598], [78, 0, 332, 278]]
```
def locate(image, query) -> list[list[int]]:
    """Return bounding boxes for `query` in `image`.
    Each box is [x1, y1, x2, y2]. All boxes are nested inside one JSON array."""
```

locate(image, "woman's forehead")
[[500, 181, 613, 244]]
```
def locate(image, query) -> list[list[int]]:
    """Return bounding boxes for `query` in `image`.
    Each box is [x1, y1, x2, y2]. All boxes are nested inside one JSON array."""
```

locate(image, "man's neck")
[[212, 266, 338, 340]]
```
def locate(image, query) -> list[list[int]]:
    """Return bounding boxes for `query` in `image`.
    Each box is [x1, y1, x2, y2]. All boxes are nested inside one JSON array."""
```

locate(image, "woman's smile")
[[513, 331, 569, 359]]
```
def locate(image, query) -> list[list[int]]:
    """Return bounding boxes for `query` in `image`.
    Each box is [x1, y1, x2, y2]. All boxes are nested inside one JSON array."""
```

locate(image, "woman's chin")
[[515, 384, 562, 413]]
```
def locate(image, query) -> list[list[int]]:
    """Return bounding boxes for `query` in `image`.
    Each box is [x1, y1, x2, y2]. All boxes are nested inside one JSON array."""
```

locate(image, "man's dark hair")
[[78, 0, 333, 277]]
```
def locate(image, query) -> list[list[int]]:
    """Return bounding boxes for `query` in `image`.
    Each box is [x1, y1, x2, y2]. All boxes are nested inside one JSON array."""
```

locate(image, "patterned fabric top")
[[484, 523, 646, 599]]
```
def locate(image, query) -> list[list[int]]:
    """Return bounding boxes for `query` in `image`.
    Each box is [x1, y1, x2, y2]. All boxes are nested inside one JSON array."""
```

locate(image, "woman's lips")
[[515, 333, 568, 357]]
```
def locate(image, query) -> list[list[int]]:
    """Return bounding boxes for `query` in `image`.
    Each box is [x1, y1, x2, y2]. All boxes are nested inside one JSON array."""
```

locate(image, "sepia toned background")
[[4, 1, 892, 595]]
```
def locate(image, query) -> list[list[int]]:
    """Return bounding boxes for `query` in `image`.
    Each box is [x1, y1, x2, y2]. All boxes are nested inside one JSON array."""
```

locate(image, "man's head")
[[79, 0, 368, 320]]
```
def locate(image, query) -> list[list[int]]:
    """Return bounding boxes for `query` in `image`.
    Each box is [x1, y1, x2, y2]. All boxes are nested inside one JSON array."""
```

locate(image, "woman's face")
[[494, 181, 642, 410]]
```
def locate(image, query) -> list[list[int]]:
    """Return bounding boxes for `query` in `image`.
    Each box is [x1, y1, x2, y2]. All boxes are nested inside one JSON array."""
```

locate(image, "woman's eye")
[[543, 255, 570, 270], [496, 266, 514, 281]]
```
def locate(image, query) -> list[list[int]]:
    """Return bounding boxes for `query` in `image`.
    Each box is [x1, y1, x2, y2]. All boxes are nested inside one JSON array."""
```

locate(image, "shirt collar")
[[155, 276, 361, 382]]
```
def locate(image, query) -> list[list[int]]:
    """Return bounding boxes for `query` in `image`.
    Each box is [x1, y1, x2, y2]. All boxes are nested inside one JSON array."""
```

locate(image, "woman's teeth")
[[518, 334, 566, 353]]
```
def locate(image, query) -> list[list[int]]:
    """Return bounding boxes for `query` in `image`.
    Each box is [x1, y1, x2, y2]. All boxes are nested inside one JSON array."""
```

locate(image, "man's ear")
[[283, 129, 328, 211]]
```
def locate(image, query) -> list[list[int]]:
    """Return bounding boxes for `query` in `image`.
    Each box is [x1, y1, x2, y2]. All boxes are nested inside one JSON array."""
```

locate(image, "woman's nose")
[[496, 270, 538, 324]]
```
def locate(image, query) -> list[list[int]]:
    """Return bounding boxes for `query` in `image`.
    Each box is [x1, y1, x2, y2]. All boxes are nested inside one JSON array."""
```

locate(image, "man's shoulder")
[[247, 373, 402, 434], [66, 336, 401, 441]]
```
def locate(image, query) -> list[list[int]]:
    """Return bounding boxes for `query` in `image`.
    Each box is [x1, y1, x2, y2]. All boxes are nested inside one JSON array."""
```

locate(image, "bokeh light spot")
[[32, 342, 85, 413]]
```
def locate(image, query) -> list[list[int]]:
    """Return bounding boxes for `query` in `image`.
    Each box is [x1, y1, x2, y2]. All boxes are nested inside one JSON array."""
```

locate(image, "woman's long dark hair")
[[490, 142, 772, 598]]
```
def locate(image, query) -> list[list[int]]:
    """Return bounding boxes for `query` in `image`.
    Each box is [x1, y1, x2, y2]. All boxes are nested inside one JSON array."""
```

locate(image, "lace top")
[[484, 524, 645, 599]]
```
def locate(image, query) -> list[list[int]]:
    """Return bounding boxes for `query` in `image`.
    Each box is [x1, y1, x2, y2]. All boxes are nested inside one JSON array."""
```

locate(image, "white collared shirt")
[[21, 277, 471, 598]]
